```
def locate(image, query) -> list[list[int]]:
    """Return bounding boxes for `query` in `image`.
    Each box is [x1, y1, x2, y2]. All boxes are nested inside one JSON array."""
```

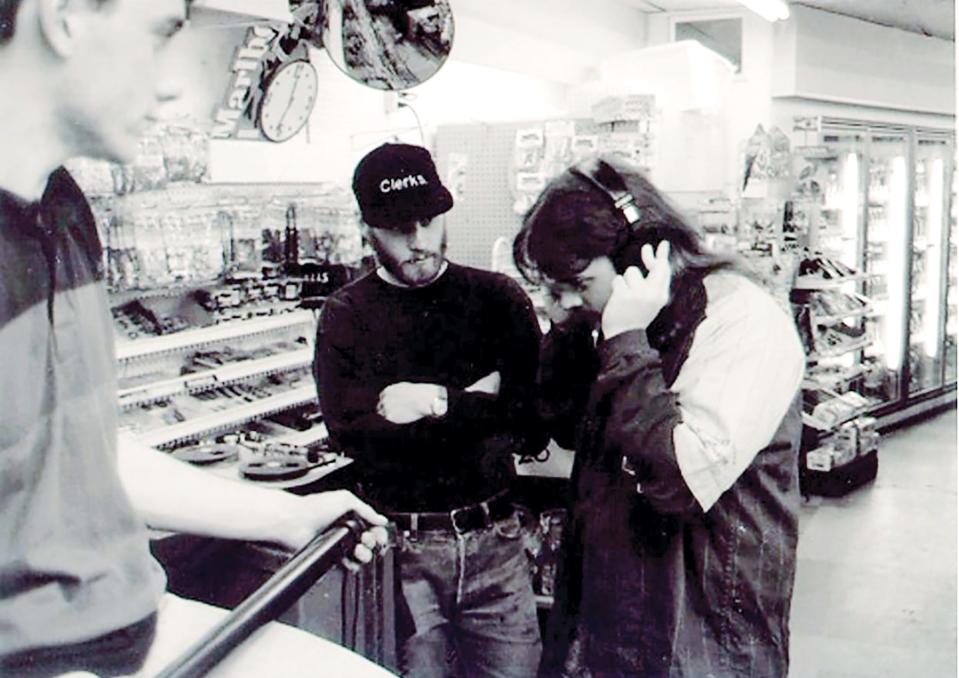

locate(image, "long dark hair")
[[513, 155, 749, 290]]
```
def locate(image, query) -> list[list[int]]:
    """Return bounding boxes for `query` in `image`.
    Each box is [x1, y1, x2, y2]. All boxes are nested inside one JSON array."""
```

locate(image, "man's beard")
[[562, 306, 601, 331], [370, 229, 448, 288]]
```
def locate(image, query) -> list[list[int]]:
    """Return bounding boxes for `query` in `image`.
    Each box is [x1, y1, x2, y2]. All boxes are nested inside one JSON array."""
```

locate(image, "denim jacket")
[[540, 272, 804, 678]]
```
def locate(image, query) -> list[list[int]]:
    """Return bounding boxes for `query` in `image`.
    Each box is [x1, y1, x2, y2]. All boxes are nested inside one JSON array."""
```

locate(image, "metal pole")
[[156, 517, 363, 678]]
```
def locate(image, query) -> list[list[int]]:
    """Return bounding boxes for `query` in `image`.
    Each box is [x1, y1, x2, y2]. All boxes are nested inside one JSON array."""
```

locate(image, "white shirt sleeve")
[[670, 274, 805, 511]]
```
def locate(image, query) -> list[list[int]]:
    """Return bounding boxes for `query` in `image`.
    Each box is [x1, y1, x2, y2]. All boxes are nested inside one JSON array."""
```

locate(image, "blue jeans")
[[396, 511, 542, 678]]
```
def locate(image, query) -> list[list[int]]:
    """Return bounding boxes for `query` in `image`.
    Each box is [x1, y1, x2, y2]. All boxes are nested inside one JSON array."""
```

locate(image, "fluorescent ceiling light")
[[737, 0, 790, 22]]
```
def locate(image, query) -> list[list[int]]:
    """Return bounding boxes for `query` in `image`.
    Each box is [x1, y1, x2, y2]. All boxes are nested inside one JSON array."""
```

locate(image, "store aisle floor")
[[789, 408, 957, 678]]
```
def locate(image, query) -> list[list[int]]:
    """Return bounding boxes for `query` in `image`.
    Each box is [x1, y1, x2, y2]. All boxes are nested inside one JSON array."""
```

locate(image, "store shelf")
[[118, 349, 313, 409], [816, 230, 856, 241], [108, 282, 221, 306], [273, 422, 332, 449], [794, 273, 875, 290], [803, 366, 867, 390], [116, 310, 314, 362], [136, 384, 318, 449], [202, 454, 354, 491], [812, 307, 875, 325], [808, 337, 873, 360], [802, 408, 866, 432]]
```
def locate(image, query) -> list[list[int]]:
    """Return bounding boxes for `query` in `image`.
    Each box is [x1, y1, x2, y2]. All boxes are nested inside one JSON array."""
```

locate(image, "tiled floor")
[[789, 408, 957, 678]]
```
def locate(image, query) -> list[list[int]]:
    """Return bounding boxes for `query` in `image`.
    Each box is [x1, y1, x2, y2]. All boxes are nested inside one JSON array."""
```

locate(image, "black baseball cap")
[[352, 143, 453, 229]]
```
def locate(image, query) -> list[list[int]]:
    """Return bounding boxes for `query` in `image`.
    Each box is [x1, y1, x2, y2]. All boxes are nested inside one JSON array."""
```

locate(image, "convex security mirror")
[[291, 0, 454, 91]]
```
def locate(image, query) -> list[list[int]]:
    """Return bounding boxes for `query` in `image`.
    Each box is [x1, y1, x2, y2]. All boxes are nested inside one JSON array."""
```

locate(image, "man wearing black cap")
[[315, 143, 544, 676]]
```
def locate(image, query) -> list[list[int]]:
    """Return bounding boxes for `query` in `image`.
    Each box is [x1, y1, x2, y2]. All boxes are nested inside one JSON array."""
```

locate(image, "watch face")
[[258, 60, 319, 143]]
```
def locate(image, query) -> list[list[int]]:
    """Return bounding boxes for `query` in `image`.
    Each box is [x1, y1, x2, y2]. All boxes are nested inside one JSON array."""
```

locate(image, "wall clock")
[[258, 59, 319, 143]]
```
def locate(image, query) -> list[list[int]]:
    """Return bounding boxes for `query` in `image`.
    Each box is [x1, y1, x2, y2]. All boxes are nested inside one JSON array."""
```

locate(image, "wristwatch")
[[429, 388, 448, 418]]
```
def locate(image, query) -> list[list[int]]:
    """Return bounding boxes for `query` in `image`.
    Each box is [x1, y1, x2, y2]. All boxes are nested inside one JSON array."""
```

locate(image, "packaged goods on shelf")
[[508, 112, 658, 217], [806, 445, 835, 472]]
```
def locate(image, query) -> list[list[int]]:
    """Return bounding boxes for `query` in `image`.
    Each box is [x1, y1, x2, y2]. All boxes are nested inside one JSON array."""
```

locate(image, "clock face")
[[258, 60, 319, 143]]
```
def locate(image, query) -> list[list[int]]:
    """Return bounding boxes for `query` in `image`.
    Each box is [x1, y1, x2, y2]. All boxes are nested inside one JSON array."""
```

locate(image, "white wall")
[[207, 54, 573, 184], [644, 8, 780, 197], [448, 0, 647, 83], [188, 3, 954, 192], [566, 40, 739, 195], [202, 0, 649, 185], [772, 4, 955, 116], [208, 49, 390, 184]]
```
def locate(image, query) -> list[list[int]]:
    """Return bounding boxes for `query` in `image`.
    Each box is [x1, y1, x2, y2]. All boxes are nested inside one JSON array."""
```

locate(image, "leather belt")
[[389, 492, 513, 534]]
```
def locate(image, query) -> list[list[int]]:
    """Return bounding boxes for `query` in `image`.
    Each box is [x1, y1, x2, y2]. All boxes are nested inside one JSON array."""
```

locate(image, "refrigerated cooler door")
[[803, 131, 869, 392], [861, 134, 910, 406], [946, 152, 958, 385], [817, 132, 866, 272], [908, 137, 951, 394]]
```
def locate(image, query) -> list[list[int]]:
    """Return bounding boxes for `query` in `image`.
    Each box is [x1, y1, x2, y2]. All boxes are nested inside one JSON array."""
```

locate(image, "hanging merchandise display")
[[508, 97, 657, 217], [733, 124, 799, 307]]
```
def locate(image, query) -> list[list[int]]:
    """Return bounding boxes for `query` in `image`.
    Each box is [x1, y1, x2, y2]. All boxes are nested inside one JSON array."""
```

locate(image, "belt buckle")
[[449, 506, 472, 534]]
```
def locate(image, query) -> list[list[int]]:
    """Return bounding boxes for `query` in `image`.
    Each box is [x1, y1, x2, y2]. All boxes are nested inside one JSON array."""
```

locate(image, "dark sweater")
[[314, 263, 543, 512]]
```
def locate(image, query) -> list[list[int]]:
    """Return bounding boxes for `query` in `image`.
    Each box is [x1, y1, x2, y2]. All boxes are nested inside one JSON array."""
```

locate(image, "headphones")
[[516, 157, 650, 282], [568, 158, 642, 226]]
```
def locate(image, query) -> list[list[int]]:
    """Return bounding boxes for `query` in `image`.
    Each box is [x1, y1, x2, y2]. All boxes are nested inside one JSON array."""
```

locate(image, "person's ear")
[[37, 0, 92, 58]]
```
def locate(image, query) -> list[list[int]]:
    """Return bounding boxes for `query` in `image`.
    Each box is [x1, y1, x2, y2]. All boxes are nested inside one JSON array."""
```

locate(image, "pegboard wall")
[[434, 119, 624, 271], [434, 123, 524, 271]]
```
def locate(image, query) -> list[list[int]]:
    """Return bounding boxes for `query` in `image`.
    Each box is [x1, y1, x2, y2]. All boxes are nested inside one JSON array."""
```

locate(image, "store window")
[[674, 18, 742, 73]]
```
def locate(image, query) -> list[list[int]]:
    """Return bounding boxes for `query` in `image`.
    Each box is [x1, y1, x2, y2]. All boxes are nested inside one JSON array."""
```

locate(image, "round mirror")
[[292, 0, 454, 91]]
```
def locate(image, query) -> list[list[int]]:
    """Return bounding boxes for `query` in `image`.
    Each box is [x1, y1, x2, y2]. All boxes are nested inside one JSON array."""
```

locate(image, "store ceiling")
[[617, 0, 955, 40]]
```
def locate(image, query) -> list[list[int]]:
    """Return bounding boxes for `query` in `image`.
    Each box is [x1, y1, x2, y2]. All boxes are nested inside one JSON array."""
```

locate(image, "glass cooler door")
[[945, 151, 958, 385], [861, 133, 910, 406], [818, 131, 866, 272], [803, 130, 869, 394], [908, 136, 952, 394]]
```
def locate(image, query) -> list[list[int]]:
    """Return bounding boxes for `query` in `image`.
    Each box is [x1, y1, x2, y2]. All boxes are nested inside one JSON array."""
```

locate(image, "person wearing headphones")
[[514, 156, 805, 677]]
